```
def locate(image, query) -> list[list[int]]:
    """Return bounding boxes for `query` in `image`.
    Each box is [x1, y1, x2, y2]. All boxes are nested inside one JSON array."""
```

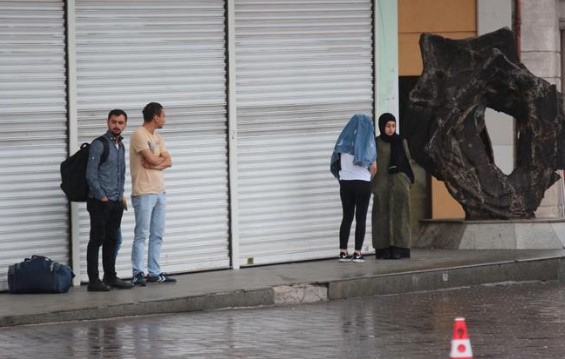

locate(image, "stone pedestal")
[[415, 219, 565, 249]]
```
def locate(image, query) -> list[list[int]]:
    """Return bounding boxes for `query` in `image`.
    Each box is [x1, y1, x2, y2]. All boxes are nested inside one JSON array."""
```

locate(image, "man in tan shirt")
[[130, 102, 175, 285]]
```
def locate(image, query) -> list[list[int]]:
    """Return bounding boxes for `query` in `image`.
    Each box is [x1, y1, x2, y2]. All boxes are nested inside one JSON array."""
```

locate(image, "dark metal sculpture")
[[409, 28, 565, 220]]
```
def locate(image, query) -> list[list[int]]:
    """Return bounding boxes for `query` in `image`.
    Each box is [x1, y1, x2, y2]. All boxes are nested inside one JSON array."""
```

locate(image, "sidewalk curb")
[[0, 256, 562, 327], [328, 257, 565, 299], [0, 288, 274, 327]]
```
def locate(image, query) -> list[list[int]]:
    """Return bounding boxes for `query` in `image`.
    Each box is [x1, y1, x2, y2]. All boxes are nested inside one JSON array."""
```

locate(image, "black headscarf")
[[378, 113, 414, 183]]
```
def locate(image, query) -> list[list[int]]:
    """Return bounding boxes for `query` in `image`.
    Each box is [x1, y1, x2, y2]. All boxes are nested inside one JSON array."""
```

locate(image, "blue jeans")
[[131, 193, 166, 276]]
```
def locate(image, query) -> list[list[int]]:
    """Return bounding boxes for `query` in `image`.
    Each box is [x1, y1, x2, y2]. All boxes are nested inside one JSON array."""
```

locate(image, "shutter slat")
[[0, 0, 68, 290], [76, 0, 230, 279], [235, 0, 374, 265]]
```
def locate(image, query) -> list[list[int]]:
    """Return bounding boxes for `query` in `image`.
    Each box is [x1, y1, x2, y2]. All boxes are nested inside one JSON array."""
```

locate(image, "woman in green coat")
[[372, 113, 414, 259]]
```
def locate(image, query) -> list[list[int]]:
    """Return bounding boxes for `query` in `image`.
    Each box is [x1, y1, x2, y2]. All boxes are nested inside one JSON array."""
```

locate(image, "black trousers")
[[339, 180, 372, 251], [86, 198, 123, 281]]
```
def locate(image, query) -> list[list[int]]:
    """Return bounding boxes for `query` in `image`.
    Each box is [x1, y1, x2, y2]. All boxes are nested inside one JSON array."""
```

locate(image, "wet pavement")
[[1, 280, 564, 358], [1, 249, 564, 327]]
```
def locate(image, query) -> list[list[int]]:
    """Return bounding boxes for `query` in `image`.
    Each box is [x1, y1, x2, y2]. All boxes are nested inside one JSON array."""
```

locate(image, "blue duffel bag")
[[7, 255, 75, 294]]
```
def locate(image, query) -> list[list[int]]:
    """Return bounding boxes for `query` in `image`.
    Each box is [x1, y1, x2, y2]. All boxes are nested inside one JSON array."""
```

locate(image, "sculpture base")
[[414, 219, 565, 249]]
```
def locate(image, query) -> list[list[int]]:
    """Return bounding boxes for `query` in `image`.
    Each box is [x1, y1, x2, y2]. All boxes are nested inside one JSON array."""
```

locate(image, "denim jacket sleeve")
[[330, 114, 377, 179], [86, 139, 106, 200]]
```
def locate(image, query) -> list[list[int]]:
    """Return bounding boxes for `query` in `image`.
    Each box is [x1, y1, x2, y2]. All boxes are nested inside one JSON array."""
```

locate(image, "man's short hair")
[[108, 109, 128, 122], [142, 102, 163, 122]]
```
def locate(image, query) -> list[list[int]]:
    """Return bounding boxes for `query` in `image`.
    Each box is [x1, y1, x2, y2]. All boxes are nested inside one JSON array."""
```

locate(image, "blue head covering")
[[330, 114, 377, 179]]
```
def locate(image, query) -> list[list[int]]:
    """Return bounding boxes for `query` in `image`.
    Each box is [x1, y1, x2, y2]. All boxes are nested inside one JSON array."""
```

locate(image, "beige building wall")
[[399, 0, 476, 76], [399, 0, 476, 219]]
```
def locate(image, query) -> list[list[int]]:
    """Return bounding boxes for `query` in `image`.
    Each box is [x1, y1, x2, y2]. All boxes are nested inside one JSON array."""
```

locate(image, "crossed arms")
[[140, 149, 172, 170]]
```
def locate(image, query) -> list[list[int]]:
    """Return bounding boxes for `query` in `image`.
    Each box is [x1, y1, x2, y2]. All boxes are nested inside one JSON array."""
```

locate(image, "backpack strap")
[[94, 135, 110, 164]]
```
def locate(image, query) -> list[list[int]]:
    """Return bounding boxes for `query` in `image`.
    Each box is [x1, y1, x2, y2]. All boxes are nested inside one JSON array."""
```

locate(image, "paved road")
[[1, 280, 565, 358]]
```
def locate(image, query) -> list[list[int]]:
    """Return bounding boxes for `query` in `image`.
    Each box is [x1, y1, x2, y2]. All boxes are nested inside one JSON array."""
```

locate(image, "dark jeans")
[[339, 180, 372, 251], [86, 198, 123, 281]]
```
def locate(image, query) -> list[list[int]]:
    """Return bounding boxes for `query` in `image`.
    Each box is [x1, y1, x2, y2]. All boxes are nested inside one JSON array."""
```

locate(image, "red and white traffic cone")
[[449, 317, 473, 359]]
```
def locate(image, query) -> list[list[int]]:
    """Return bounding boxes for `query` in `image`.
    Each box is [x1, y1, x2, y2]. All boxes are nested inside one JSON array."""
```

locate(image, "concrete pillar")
[[375, 0, 399, 123], [520, 0, 563, 218]]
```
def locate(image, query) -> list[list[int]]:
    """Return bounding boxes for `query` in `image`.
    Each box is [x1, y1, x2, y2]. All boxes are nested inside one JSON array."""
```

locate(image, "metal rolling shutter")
[[75, 0, 230, 280], [0, 0, 68, 290], [235, 0, 374, 265]]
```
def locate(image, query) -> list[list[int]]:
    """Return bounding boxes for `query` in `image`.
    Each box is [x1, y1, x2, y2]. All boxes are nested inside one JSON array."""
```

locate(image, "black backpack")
[[60, 136, 110, 202]]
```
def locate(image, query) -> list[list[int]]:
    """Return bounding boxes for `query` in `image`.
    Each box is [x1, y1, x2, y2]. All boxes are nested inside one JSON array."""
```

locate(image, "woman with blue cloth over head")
[[330, 114, 377, 263]]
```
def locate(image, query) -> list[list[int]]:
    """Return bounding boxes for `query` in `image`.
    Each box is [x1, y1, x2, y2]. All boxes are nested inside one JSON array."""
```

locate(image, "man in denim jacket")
[[85, 109, 134, 291]]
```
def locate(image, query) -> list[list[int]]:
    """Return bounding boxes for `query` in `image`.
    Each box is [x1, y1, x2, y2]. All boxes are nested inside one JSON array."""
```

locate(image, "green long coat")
[[371, 138, 413, 250]]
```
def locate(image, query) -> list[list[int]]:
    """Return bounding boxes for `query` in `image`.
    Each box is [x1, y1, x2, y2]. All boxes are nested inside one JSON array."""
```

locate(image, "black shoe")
[[146, 273, 177, 283], [88, 279, 111, 292], [104, 276, 134, 289], [399, 248, 411, 258], [375, 248, 391, 259], [352, 252, 365, 263], [391, 246, 411, 259], [390, 251, 402, 260], [132, 273, 147, 286], [339, 252, 352, 262]]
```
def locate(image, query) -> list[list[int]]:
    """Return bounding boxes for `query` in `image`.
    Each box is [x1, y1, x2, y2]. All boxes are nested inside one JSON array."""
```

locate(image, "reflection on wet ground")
[[1, 281, 564, 358]]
